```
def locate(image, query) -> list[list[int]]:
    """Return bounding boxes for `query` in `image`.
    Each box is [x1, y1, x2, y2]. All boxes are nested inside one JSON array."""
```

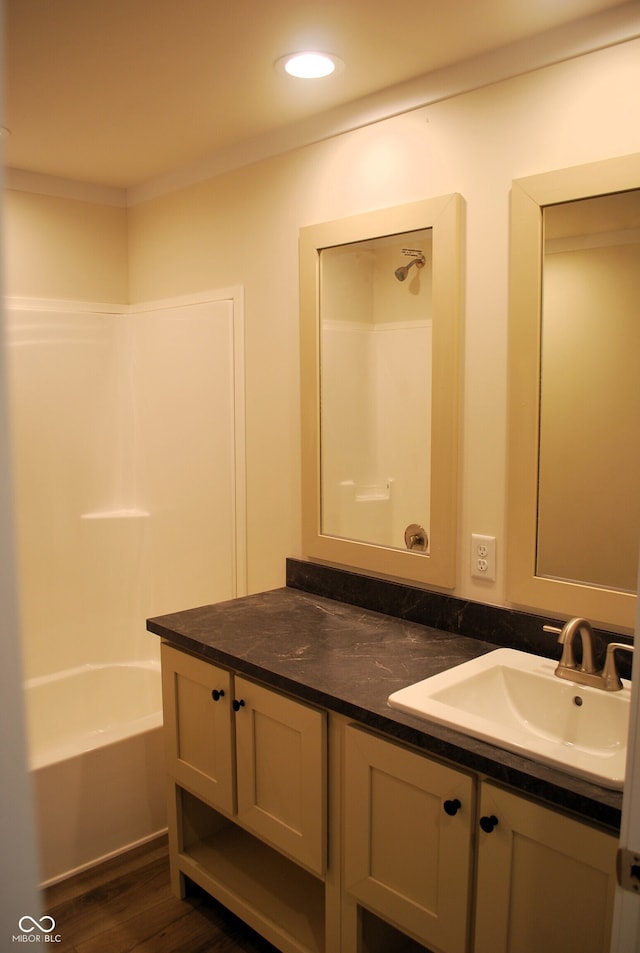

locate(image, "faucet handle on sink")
[[543, 622, 577, 670], [601, 643, 635, 692], [542, 624, 562, 636]]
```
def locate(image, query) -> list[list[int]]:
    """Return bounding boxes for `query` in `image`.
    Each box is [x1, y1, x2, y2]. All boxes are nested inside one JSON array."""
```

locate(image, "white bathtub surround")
[[5, 293, 246, 680], [6, 290, 247, 885], [25, 662, 166, 885]]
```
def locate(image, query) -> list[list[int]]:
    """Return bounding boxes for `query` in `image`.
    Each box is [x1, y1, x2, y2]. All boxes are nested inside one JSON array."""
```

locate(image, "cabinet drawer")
[[344, 725, 473, 953]]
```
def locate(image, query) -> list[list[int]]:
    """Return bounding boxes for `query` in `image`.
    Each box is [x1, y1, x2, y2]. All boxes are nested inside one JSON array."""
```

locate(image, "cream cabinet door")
[[474, 782, 618, 953], [344, 725, 473, 953], [161, 643, 235, 813], [234, 675, 327, 876]]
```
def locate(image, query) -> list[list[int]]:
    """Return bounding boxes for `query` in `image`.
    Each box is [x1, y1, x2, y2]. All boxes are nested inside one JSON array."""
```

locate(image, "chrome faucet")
[[543, 617, 634, 692]]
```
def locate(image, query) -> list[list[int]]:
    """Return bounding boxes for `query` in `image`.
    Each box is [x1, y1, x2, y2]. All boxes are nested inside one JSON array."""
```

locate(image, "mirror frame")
[[507, 153, 640, 633], [300, 193, 463, 588]]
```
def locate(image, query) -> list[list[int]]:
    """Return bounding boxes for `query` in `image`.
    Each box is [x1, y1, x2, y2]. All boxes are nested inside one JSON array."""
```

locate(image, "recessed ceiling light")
[[277, 51, 343, 79]]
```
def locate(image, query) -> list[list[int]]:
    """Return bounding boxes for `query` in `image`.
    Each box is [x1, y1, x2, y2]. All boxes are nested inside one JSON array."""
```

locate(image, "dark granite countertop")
[[147, 585, 623, 831]]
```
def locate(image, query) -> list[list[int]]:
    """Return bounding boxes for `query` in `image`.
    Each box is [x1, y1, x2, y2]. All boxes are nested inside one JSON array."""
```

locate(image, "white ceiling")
[[3, 0, 637, 193]]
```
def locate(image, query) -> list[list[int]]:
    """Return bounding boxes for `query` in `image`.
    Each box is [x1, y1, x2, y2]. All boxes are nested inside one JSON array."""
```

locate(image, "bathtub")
[[25, 661, 167, 885]]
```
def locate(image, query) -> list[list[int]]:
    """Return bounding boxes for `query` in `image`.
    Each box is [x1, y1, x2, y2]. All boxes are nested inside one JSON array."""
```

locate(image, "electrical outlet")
[[471, 534, 496, 581]]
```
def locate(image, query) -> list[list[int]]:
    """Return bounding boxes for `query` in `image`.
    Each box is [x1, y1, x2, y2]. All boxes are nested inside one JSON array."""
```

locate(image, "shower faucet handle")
[[404, 523, 428, 552]]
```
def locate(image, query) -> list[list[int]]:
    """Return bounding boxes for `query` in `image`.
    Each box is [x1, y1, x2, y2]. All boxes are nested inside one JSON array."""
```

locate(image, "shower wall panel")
[[6, 298, 240, 679]]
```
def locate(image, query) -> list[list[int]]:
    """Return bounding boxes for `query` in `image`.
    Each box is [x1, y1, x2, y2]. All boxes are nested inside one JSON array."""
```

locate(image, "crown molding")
[[4, 169, 127, 207], [127, 3, 640, 206], [5, 3, 639, 209]]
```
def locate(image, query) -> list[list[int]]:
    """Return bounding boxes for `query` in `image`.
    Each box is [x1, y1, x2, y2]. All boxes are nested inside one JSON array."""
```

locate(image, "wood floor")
[[44, 834, 280, 953]]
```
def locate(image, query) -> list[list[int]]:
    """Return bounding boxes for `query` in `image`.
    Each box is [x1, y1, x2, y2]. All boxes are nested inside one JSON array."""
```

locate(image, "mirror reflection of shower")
[[394, 251, 425, 282], [319, 227, 433, 552]]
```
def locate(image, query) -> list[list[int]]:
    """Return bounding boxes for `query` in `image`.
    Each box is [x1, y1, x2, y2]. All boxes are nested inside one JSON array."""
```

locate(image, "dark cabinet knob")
[[232, 698, 245, 712], [480, 814, 499, 833], [211, 689, 225, 702], [443, 798, 462, 816]]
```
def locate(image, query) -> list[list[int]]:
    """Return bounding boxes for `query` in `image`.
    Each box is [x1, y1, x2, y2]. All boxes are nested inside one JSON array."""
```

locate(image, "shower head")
[[394, 255, 425, 282]]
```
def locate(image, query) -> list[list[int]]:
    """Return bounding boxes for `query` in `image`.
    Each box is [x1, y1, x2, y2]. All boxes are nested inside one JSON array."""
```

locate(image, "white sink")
[[387, 648, 631, 789]]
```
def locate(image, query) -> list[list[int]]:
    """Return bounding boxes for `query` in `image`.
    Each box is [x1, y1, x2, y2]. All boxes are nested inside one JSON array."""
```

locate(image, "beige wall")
[[5, 38, 640, 603], [3, 190, 128, 303]]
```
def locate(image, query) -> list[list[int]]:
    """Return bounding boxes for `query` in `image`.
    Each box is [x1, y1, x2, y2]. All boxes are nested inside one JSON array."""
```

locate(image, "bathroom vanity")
[[148, 562, 624, 953]]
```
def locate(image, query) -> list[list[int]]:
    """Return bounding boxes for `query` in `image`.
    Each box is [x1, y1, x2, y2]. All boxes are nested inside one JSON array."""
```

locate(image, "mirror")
[[539, 190, 640, 592], [300, 194, 462, 588], [507, 154, 640, 633], [319, 228, 433, 551]]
